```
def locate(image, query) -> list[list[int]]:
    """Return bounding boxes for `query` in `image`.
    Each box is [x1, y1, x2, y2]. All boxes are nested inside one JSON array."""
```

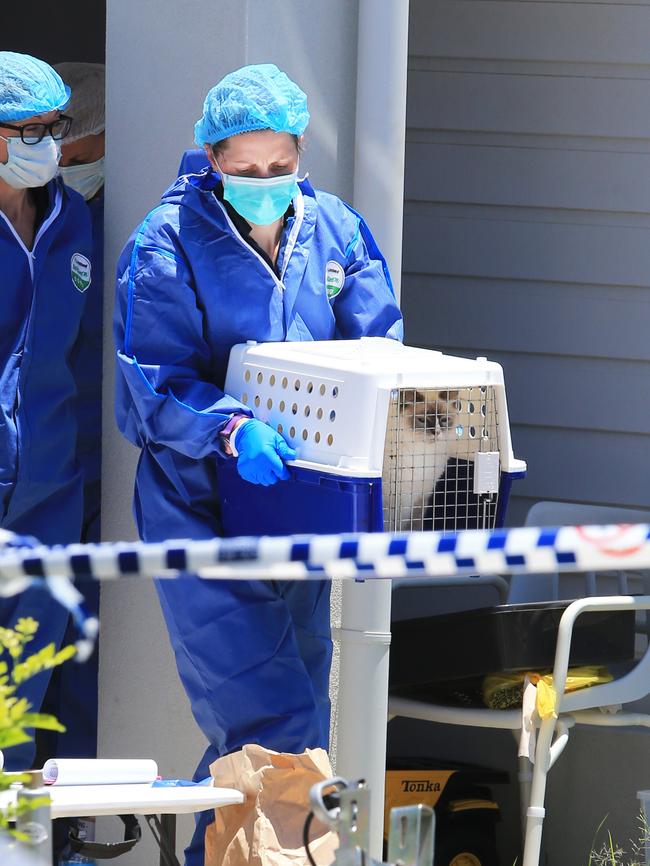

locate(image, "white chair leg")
[[518, 753, 534, 848], [522, 716, 557, 866]]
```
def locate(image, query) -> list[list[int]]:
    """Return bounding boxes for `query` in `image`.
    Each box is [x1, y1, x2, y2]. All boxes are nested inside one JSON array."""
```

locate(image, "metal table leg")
[[144, 814, 181, 866]]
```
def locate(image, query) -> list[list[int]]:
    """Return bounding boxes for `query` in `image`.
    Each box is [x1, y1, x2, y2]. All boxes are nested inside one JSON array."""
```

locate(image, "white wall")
[[101, 2, 360, 862]]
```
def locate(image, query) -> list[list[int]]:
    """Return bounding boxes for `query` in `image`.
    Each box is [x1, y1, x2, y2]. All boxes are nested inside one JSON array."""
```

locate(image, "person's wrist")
[[220, 415, 250, 457], [228, 417, 252, 457]]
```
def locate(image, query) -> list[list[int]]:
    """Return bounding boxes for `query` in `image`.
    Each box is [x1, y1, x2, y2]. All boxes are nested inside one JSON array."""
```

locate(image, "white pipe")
[[352, 0, 410, 300], [335, 2, 410, 858], [335, 580, 392, 859]]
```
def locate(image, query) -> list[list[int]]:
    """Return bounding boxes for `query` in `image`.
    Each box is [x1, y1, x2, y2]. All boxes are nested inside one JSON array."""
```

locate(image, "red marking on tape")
[[575, 524, 646, 558]]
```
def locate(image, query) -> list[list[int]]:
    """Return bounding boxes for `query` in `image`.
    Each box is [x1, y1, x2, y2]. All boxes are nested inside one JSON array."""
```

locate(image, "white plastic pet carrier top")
[[225, 338, 526, 531]]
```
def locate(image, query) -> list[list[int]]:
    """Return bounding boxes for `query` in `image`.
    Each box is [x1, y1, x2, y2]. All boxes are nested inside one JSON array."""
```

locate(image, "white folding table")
[[0, 783, 244, 865]]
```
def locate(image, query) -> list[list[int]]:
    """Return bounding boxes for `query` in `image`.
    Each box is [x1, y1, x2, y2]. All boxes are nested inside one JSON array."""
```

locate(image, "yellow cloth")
[[483, 666, 613, 718]]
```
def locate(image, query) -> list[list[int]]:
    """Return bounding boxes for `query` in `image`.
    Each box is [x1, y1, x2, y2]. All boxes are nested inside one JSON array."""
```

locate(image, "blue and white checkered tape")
[[0, 524, 648, 583]]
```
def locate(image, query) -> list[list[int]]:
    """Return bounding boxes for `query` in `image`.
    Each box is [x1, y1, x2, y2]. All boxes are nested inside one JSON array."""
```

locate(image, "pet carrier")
[[220, 337, 526, 534], [217, 337, 526, 859]]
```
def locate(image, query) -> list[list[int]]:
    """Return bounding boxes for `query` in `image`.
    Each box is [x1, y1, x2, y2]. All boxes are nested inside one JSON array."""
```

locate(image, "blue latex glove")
[[235, 419, 297, 486]]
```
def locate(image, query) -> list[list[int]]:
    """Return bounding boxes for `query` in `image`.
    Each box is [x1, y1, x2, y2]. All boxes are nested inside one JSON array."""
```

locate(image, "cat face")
[[401, 389, 460, 439]]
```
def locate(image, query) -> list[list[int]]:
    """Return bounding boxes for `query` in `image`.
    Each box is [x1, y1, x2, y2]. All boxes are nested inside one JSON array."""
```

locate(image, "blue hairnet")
[[0, 52, 70, 122], [194, 63, 309, 147]]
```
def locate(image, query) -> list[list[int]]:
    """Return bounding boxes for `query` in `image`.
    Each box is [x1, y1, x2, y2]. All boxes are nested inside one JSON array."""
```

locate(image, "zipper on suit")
[[213, 190, 305, 292]]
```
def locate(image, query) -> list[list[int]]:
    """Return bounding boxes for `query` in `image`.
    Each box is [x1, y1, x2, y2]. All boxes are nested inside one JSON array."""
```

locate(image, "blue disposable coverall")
[[39, 188, 104, 764], [0, 177, 93, 769], [76, 190, 104, 544], [178, 147, 209, 176], [114, 168, 402, 863]]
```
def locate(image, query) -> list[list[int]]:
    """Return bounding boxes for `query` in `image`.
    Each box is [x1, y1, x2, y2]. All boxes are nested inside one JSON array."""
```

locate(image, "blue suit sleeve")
[[333, 211, 404, 341], [114, 213, 251, 460]]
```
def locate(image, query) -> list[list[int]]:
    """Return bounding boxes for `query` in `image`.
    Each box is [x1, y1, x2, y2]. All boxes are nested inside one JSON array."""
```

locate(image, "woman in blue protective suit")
[[0, 52, 93, 770], [114, 63, 402, 865]]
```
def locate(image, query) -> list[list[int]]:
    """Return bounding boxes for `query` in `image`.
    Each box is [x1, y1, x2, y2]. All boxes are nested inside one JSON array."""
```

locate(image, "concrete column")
[[101, 2, 360, 861]]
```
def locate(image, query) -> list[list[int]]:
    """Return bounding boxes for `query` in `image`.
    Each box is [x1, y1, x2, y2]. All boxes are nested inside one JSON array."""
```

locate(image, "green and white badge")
[[71, 253, 92, 293], [325, 260, 345, 299]]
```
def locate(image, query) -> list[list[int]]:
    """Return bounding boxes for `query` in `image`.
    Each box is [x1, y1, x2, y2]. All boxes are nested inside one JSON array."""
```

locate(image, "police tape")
[[0, 523, 649, 582]]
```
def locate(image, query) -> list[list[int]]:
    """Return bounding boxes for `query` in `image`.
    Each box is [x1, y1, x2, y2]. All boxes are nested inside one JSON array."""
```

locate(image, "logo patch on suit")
[[325, 260, 345, 299], [71, 253, 92, 293]]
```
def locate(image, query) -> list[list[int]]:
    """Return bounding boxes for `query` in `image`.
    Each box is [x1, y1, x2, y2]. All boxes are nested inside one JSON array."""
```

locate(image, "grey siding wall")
[[396, 3, 650, 864], [402, 0, 650, 526]]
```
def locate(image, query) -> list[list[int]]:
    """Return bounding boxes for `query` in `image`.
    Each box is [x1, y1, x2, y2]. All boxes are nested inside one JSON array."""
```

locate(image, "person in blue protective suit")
[[178, 146, 209, 177], [0, 52, 93, 771], [114, 63, 403, 865], [57, 61, 105, 546], [33, 63, 106, 773]]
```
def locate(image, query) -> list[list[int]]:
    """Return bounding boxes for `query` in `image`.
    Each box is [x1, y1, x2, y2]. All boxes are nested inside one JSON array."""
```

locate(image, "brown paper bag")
[[205, 744, 339, 866]]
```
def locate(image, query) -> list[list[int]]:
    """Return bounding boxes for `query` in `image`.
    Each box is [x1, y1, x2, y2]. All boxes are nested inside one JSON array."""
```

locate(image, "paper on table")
[[42, 759, 158, 786]]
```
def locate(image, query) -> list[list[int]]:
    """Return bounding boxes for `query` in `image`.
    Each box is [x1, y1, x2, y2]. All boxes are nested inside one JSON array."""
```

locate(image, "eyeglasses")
[[0, 114, 73, 145]]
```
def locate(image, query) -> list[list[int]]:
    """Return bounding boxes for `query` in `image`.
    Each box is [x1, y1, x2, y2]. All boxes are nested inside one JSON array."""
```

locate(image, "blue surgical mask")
[[59, 156, 105, 201], [218, 163, 299, 225], [0, 135, 61, 189]]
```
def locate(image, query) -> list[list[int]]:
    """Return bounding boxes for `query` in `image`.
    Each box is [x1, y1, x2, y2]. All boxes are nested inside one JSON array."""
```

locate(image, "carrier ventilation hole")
[[242, 394, 248, 404], [327, 434, 334, 446], [332, 387, 339, 398], [277, 423, 283, 434], [269, 374, 276, 387], [289, 426, 296, 438], [302, 429, 308, 441], [469, 426, 476, 438], [315, 431, 321, 443], [279, 400, 286, 412], [329, 410, 336, 422], [469, 402, 475, 413], [244, 370, 251, 383], [294, 379, 301, 391], [254, 396, 261, 408], [482, 427, 489, 438], [316, 408, 323, 420], [257, 372, 263, 384], [481, 404, 486, 416], [307, 382, 314, 393], [282, 377, 288, 389], [267, 398, 273, 410], [291, 403, 298, 415], [319, 384, 326, 396], [304, 406, 311, 417]]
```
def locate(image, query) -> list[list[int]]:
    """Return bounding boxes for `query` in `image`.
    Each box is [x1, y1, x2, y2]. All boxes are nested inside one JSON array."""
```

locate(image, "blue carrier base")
[[218, 463, 385, 538], [218, 460, 522, 538]]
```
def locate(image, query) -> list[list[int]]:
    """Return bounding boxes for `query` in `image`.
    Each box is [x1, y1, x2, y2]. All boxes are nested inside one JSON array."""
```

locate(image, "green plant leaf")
[[0, 728, 32, 748], [13, 618, 38, 637], [12, 642, 76, 684], [0, 618, 72, 835], [0, 772, 31, 792], [20, 712, 65, 732]]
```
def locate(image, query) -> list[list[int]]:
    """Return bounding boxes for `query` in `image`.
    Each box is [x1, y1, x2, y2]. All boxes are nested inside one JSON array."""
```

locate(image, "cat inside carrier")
[[221, 338, 526, 535], [384, 385, 503, 532]]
